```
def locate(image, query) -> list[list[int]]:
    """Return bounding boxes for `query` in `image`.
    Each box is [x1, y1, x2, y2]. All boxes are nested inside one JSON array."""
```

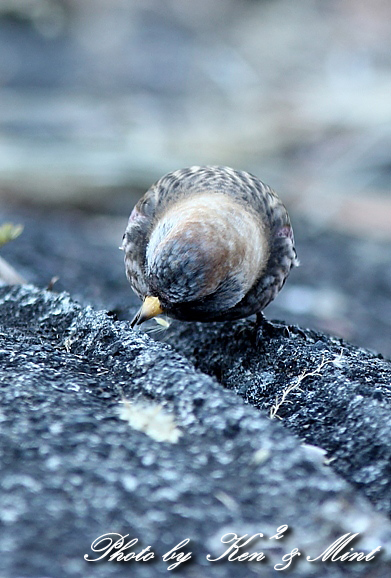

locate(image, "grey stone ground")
[[1, 284, 391, 578]]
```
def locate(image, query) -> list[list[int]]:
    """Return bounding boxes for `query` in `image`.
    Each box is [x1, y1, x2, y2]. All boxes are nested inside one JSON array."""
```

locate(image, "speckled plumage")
[[122, 166, 298, 325]]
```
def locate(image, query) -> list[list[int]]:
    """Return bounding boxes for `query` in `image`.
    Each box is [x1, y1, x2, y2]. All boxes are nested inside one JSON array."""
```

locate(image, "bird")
[[122, 166, 298, 328]]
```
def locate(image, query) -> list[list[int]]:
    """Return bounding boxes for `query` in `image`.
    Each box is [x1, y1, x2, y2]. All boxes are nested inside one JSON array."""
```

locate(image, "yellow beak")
[[130, 296, 164, 328]]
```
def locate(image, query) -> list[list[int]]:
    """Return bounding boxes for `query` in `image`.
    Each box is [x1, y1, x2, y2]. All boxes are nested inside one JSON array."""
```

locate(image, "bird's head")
[[130, 193, 268, 326]]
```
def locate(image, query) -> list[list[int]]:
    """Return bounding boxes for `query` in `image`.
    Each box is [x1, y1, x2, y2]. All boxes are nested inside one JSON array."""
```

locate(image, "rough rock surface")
[[1, 284, 391, 577], [165, 318, 391, 516]]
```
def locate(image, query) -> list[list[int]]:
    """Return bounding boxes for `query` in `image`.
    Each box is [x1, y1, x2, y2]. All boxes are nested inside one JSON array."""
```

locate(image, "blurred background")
[[0, 0, 390, 356]]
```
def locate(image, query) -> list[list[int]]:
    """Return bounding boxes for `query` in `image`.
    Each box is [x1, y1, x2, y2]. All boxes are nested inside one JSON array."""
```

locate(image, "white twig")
[[270, 354, 341, 420]]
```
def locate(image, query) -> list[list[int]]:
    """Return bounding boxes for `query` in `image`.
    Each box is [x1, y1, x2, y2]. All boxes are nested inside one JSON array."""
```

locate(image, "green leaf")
[[0, 224, 24, 248]]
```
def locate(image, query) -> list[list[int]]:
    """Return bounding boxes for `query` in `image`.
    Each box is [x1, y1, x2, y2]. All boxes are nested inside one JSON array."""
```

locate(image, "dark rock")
[[165, 318, 391, 516], [0, 284, 391, 577]]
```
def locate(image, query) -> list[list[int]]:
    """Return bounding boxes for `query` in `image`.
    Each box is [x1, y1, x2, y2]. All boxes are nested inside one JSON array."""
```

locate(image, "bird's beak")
[[130, 296, 164, 328]]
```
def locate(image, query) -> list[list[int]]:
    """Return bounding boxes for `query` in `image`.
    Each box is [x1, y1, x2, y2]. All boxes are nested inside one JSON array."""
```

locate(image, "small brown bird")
[[122, 166, 298, 327]]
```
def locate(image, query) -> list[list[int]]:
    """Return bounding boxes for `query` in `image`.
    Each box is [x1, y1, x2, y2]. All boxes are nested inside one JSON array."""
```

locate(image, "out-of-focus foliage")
[[0, 223, 23, 248]]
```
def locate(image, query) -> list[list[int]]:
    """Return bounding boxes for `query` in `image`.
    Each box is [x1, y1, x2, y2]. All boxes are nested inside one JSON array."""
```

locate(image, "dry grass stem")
[[270, 354, 340, 420]]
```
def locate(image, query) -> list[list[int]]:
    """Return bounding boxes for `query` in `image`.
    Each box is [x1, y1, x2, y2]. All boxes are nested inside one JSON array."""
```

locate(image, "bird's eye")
[[140, 198, 153, 216]]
